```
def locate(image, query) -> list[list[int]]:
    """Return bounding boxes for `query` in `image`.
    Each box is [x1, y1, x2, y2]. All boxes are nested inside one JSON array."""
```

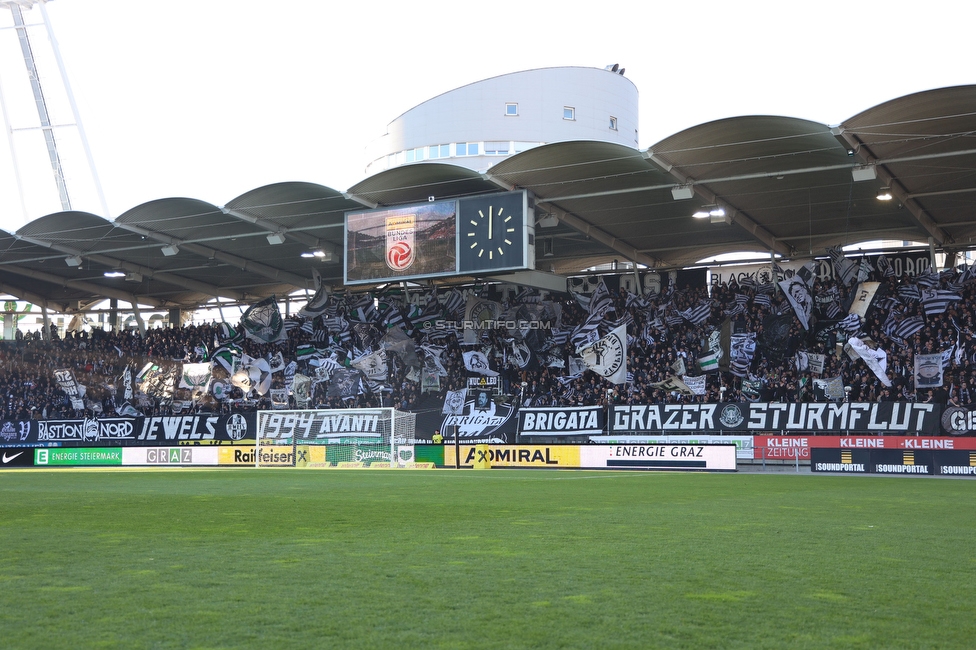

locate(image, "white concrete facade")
[[364, 66, 639, 176]]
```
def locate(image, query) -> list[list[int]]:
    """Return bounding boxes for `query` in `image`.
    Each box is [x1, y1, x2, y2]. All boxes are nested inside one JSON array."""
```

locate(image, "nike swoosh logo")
[[3, 451, 24, 463]]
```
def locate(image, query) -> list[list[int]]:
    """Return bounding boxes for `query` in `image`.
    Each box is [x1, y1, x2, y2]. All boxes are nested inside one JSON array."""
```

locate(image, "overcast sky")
[[0, 0, 970, 232]]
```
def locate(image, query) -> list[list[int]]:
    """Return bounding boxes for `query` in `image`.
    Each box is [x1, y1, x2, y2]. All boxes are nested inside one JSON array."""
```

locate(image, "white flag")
[[442, 389, 468, 415], [682, 375, 707, 395], [579, 324, 627, 384], [462, 351, 499, 376], [846, 337, 891, 387]]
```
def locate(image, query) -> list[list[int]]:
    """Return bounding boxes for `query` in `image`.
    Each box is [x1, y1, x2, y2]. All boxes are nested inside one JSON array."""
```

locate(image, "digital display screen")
[[345, 200, 457, 284]]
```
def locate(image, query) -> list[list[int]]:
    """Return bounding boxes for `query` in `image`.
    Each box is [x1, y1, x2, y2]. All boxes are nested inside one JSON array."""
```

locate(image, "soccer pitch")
[[1, 469, 974, 648]]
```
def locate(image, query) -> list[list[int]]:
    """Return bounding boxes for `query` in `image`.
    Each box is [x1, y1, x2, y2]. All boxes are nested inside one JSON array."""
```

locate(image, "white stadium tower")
[[364, 65, 638, 177]]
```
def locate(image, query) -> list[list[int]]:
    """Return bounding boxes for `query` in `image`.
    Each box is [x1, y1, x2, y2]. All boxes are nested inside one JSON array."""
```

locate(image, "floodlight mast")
[[0, 0, 111, 220]]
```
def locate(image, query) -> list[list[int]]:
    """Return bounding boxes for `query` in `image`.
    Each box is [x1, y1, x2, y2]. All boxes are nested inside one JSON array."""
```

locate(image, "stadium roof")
[[0, 84, 973, 312]]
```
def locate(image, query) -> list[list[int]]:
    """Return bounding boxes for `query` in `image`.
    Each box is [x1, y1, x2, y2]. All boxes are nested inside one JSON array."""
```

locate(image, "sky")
[[0, 0, 971, 233]]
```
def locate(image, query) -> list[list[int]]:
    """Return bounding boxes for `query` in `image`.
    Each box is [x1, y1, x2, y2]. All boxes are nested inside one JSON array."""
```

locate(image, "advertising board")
[[0, 448, 33, 467], [754, 435, 976, 460], [445, 445, 580, 468], [34, 448, 122, 466], [593, 435, 753, 459], [121, 447, 219, 466], [579, 445, 736, 471]]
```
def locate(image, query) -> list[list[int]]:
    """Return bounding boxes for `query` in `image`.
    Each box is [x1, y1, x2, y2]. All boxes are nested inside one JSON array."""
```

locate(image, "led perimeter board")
[[343, 191, 531, 285]]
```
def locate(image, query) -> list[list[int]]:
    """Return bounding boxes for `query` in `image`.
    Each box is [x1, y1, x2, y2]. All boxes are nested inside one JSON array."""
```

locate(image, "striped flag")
[[826, 247, 858, 286], [921, 289, 961, 316], [896, 285, 921, 302], [839, 313, 861, 333], [876, 254, 895, 278], [884, 314, 924, 342], [679, 301, 712, 326], [914, 269, 940, 289], [697, 351, 720, 372]]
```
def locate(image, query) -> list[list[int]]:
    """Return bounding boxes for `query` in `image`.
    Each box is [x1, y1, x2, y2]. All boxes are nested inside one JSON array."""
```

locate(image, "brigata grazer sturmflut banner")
[[0, 413, 255, 447], [610, 402, 942, 435], [518, 406, 604, 437]]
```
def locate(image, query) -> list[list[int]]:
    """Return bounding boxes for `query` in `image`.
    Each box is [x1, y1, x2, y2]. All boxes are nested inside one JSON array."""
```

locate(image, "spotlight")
[[876, 187, 893, 201], [65, 256, 82, 267], [160, 245, 180, 256], [103, 270, 125, 278], [266, 233, 286, 245], [671, 185, 694, 201]]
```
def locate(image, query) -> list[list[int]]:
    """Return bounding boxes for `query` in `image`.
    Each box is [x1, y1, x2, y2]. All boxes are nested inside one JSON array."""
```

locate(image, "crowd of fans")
[[1, 256, 974, 422]]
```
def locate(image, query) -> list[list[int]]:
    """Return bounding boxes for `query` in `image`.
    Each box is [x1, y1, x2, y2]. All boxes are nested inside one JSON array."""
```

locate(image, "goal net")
[[254, 408, 417, 468]]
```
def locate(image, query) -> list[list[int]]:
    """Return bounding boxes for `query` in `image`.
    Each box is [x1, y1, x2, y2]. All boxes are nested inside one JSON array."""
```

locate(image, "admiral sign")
[[611, 402, 940, 434], [518, 406, 604, 437]]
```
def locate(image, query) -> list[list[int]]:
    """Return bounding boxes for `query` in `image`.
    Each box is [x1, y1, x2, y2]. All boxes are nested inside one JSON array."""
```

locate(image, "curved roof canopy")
[[0, 85, 973, 311]]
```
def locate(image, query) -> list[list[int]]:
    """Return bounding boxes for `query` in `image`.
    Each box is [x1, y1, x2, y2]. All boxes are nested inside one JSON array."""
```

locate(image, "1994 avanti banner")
[[610, 402, 942, 435]]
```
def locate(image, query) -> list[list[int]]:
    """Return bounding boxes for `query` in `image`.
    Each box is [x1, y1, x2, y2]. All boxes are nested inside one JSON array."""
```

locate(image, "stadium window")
[[456, 142, 479, 156], [609, 116, 618, 131], [428, 144, 449, 160], [513, 141, 540, 153], [505, 103, 518, 116], [406, 149, 415, 163], [485, 141, 510, 155], [563, 106, 575, 120]]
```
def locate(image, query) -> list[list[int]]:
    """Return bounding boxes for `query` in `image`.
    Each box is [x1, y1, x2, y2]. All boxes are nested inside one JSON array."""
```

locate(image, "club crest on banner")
[[386, 214, 415, 271], [441, 397, 514, 440]]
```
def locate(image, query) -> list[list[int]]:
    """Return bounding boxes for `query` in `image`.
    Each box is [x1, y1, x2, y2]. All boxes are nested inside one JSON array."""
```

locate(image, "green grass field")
[[1, 469, 974, 649]]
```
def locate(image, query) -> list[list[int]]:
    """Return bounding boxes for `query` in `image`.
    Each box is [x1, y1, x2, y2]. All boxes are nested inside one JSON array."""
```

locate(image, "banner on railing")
[[518, 406, 604, 436], [0, 413, 256, 447], [611, 402, 941, 434]]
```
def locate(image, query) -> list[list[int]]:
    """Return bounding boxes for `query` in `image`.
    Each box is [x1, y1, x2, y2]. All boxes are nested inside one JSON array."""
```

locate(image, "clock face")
[[458, 192, 526, 273]]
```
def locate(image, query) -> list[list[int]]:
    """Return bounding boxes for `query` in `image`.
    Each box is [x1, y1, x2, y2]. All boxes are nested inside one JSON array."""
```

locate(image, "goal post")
[[255, 408, 417, 468]]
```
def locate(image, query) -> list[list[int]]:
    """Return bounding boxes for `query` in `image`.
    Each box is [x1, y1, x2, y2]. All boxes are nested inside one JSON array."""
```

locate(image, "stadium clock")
[[457, 191, 528, 274]]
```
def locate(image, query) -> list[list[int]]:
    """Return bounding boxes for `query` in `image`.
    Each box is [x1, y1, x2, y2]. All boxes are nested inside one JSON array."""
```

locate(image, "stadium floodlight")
[[266, 232, 286, 245], [65, 255, 82, 266], [103, 270, 125, 278], [671, 185, 694, 201], [876, 187, 893, 201], [160, 245, 180, 256]]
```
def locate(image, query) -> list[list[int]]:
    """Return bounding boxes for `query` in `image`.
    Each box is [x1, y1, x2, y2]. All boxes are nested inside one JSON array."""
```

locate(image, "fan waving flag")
[[240, 296, 287, 344], [778, 277, 812, 330], [579, 324, 627, 384], [462, 351, 499, 376]]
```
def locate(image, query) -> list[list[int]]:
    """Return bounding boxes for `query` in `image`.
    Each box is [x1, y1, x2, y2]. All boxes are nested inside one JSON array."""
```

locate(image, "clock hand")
[[488, 206, 492, 240]]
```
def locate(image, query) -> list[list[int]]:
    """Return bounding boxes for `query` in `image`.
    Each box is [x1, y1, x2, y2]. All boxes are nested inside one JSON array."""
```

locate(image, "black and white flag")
[[442, 389, 467, 415], [914, 352, 944, 389], [920, 289, 961, 316], [579, 324, 627, 384], [779, 277, 812, 330], [462, 351, 499, 377]]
